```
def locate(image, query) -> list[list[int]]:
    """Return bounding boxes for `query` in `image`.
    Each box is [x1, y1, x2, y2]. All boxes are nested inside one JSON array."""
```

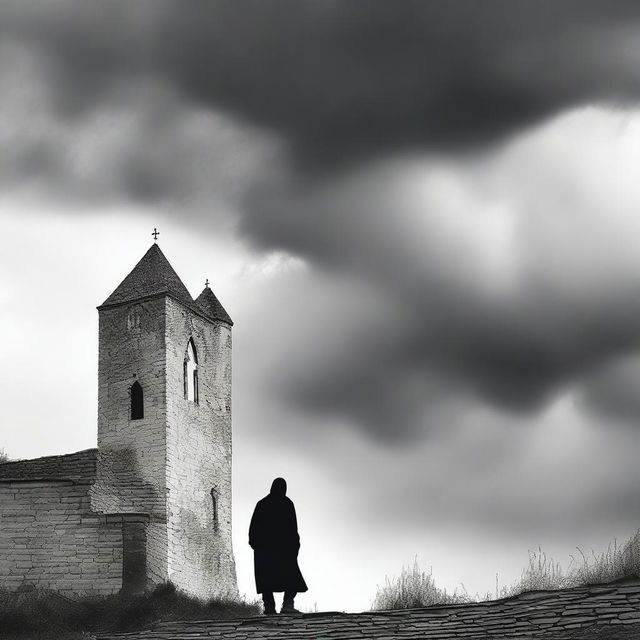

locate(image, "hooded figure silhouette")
[[249, 478, 308, 614]]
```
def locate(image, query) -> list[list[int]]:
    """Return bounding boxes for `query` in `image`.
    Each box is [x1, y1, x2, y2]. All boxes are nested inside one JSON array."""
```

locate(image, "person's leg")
[[281, 591, 299, 613], [262, 592, 276, 615]]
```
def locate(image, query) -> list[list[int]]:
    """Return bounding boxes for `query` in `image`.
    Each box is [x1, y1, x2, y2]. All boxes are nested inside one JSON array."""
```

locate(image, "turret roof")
[[195, 286, 233, 326], [99, 243, 232, 325], [100, 244, 194, 309]]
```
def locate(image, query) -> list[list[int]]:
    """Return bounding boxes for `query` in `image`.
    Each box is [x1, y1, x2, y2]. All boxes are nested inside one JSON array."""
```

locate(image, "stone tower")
[[90, 243, 237, 599]]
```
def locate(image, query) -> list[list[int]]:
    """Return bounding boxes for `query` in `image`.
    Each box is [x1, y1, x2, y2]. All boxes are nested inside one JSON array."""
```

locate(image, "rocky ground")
[[95, 578, 640, 640]]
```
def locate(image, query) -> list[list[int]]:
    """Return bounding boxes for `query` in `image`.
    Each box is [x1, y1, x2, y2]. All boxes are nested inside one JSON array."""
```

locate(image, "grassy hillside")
[[0, 582, 260, 640], [373, 529, 640, 610]]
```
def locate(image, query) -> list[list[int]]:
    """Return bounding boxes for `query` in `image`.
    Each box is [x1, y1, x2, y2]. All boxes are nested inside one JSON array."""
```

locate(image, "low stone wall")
[[97, 579, 640, 639], [0, 480, 123, 596]]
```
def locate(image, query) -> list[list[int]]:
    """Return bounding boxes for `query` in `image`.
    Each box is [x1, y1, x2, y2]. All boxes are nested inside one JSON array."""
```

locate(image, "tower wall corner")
[[165, 297, 237, 599]]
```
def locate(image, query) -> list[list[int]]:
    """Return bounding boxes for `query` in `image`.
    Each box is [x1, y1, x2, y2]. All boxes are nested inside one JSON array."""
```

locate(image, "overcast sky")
[[1, 1, 640, 612]]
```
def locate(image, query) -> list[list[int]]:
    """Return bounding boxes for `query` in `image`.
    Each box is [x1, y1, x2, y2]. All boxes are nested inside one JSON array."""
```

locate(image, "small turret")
[[195, 283, 233, 326]]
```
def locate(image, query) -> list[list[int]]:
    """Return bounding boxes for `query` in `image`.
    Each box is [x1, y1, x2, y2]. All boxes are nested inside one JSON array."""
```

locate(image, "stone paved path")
[[98, 580, 640, 640]]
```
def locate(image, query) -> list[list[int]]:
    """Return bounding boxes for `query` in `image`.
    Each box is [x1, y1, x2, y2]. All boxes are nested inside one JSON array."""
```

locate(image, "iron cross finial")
[[205, 278, 210, 288], [152, 228, 160, 242]]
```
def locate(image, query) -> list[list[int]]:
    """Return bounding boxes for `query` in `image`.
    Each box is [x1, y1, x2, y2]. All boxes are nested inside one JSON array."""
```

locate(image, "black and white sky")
[[1, 1, 640, 611]]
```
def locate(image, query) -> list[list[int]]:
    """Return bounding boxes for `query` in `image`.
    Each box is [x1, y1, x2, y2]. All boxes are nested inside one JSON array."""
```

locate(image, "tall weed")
[[372, 558, 471, 610]]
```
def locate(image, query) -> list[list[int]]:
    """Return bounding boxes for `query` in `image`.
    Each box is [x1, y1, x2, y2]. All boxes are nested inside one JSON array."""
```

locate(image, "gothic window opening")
[[210, 487, 219, 532], [184, 339, 199, 403], [131, 381, 144, 420]]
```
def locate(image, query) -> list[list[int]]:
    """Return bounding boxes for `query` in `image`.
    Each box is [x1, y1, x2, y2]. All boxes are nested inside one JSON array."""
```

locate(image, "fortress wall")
[[0, 480, 122, 596], [164, 298, 237, 599]]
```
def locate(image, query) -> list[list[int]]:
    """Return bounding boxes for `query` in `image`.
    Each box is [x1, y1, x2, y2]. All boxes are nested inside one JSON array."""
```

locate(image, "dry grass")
[[372, 530, 640, 610], [568, 532, 640, 588], [372, 559, 471, 610], [0, 582, 260, 639], [501, 530, 640, 597]]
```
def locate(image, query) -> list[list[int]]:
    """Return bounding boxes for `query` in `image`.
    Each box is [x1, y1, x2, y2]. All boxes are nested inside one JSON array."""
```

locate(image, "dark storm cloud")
[[155, 0, 640, 161], [5, 2, 640, 440], [4, 1, 640, 163], [237, 119, 640, 441], [4, 0, 640, 205], [267, 269, 640, 441]]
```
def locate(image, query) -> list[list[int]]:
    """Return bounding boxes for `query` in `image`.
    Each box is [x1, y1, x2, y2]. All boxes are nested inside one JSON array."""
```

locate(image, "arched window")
[[131, 381, 144, 420], [184, 339, 199, 403]]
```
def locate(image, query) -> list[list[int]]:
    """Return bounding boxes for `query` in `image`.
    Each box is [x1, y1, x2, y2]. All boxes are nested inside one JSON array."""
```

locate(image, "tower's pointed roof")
[[195, 285, 233, 325], [100, 244, 194, 309]]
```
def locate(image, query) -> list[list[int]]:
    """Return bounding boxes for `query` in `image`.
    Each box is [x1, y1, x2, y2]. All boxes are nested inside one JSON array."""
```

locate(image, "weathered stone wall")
[[91, 298, 169, 587], [0, 480, 122, 596], [165, 297, 237, 599]]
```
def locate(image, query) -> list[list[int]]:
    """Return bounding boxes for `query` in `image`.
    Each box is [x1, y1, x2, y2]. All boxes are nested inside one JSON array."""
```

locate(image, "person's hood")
[[270, 477, 287, 496]]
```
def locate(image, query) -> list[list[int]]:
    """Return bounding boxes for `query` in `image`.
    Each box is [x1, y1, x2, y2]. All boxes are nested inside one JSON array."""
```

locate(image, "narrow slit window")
[[183, 360, 188, 398], [184, 339, 199, 403], [210, 488, 219, 532], [131, 381, 144, 420]]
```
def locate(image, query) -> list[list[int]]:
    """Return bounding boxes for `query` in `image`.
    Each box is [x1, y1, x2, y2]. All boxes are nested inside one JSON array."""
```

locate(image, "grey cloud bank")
[[240, 109, 640, 440], [3, 5, 640, 449], [6, 1, 640, 157], [4, 1, 640, 189]]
